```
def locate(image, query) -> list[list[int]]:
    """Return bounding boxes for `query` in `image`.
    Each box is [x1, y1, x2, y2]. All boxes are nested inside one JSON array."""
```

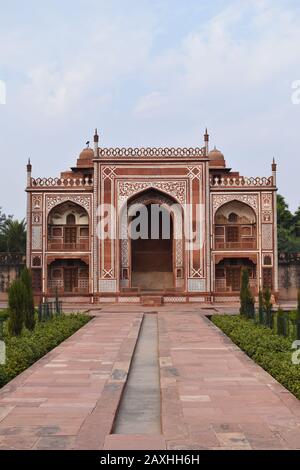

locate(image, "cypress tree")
[[8, 279, 25, 336], [55, 287, 60, 314], [263, 288, 273, 328], [21, 268, 36, 331], [258, 290, 264, 324], [240, 268, 255, 319], [297, 288, 300, 318], [240, 268, 247, 316]]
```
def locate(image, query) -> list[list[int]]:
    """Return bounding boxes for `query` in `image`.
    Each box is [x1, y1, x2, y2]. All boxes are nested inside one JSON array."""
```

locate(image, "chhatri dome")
[[79, 147, 94, 161], [208, 146, 226, 167], [76, 143, 94, 168]]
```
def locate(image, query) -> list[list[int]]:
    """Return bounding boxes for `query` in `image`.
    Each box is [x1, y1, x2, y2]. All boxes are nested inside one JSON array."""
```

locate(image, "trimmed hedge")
[[0, 310, 9, 322], [212, 315, 300, 400], [0, 314, 91, 388]]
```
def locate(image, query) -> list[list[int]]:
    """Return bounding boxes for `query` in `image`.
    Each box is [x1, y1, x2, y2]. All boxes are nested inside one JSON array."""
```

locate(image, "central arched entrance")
[[119, 188, 185, 292], [131, 202, 174, 290]]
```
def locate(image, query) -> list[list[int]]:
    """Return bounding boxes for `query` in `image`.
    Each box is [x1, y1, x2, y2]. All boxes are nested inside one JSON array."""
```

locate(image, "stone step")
[[141, 296, 164, 307]]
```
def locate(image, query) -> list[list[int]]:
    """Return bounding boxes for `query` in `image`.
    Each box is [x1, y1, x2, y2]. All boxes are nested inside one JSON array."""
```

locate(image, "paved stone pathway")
[[0, 306, 300, 450], [156, 311, 300, 450], [0, 312, 142, 450]]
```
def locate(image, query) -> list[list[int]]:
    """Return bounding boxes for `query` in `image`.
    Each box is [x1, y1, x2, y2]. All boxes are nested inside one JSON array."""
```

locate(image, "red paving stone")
[[158, 310, 300, 450], [0, 305, 300, 449], [0, 311, 142, 450]]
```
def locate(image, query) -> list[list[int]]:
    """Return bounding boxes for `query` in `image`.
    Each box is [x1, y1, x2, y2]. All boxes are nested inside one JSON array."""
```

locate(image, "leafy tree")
[[20, 268, 35, 331], [8, 279, 25, 336], [240, 268, 255, 319], [277, 195, 300, 253], [0, 219, 26, 253], [293, 207, 300, 238], [0, 207, 12, 251], [277, 195, 294, 229]]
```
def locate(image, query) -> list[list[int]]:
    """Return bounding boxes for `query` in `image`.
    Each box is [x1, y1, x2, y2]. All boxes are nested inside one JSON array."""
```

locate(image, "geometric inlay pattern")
[[46, 194, 92, 215], [99, 279, 117, 293], [212, 194, 258, 215], [32, 226, 42, 250], [118, 181, 187, 205], [262, 224, 273, 250], [188, 278, 206, 292]]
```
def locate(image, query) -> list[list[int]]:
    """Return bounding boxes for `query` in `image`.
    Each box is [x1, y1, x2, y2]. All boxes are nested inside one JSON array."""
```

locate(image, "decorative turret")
[[272, 158, 277, 186], [94, 128, 99, 158], [26, 158, 32, 187], [204, 128, 209, 156]]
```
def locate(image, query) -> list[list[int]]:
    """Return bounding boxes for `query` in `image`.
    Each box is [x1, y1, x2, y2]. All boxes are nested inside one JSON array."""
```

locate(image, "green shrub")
[[240, 269, 255, 319], [20, 268, 36, 331], [8, 279, 26, 336], [212, 315, 300, 400], [0, 310, 9, 322], [0, 314, 90, 388]]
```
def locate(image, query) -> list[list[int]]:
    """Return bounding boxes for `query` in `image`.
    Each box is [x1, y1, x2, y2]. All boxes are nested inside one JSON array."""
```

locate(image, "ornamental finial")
[[94, 128, 99, 143], [204, 129, 209, 156]]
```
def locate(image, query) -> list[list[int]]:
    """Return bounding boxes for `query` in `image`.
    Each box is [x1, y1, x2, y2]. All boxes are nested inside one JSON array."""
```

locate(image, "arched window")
[[228, 212, 238, 223], [66, 213, 76, 225]]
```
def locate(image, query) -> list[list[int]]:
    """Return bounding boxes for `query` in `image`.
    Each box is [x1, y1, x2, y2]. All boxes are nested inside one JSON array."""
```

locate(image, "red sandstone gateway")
[[25, 129, 278, 304]]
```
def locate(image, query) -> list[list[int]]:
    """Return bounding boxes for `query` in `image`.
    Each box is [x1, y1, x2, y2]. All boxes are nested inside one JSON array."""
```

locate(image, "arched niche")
[[214, 200, 257, 250], [47, 202, 90, 251]]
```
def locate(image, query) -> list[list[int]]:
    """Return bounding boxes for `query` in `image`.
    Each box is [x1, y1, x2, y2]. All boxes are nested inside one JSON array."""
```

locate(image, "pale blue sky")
[[0, 0, 300, 218]]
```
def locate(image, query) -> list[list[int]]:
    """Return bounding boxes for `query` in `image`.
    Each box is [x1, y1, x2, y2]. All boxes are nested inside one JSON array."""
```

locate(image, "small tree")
[[294, 288, 300, 323], [258, 290, 264, 324], [21, 267, 35, 331], [277, 309, 286, 336], [8, 279, 25, 336], [263, 288, 273, 328], [55, 287, 60, 314], [240, 268, 255, 319]]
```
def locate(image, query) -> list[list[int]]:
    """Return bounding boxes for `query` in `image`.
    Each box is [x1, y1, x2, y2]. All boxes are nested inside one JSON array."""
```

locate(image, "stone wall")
[[0, 253, 25, 299], [279, 253, 300, 301]]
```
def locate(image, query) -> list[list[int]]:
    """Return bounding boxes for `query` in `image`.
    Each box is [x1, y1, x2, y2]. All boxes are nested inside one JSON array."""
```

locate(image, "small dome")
[[208, 146, 225, 162], [79, 147, 94, 161]]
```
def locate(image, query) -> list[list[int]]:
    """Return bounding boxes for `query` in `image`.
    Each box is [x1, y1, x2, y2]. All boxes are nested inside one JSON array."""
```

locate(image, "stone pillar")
[[272, 160, 279, 292], [93, 130, 100, 297], [26, 160, 32, 269]]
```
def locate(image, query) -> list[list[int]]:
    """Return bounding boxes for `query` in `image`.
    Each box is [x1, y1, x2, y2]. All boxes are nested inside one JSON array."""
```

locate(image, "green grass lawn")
[[212, 314, 300, 400], [0, 313, 91, 388]]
